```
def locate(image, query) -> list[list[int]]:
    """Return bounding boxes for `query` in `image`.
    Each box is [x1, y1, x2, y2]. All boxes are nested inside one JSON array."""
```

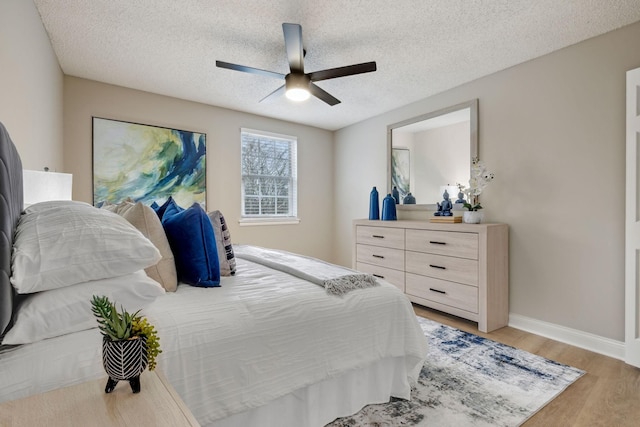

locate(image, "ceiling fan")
[[216, 23, 377, 106]]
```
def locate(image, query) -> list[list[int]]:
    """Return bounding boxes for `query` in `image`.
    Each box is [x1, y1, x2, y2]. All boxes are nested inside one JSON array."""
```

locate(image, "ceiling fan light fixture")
[[285, 73, 310, 102], [285, 87, 310, 101]]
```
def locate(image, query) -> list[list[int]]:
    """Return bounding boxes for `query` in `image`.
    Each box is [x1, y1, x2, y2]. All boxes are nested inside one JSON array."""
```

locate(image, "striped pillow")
[[207, 210, 236, 276]]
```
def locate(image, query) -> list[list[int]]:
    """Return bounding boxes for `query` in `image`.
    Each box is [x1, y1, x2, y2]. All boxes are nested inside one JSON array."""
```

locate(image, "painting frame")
[[92, 117, 206, 209], [391, 147, 410, 200]]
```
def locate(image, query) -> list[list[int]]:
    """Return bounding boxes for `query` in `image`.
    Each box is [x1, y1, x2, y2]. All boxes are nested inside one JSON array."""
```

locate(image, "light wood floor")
[[412, 304, 640, 427]]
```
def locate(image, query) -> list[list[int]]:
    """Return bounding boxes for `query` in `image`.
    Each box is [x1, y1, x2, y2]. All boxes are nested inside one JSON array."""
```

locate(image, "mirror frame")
[[387, 98, 478, 210]]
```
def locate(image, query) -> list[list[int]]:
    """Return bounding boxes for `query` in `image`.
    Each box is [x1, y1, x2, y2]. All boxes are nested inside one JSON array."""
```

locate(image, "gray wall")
[[334, 21, 640, 342], [0, 0, 64, 171], [63, 77, 335, 261]]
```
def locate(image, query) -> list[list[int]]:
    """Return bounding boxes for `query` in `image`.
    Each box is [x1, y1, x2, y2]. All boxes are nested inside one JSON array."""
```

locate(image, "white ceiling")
[[33, 0, 640, 131]]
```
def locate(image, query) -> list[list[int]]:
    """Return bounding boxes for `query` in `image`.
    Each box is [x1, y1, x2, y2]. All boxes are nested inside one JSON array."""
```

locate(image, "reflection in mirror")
[[388, 99, 478, 209]]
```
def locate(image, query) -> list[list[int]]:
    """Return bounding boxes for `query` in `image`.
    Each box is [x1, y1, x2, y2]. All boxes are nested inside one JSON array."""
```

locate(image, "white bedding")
[[0, 257, 427, 425]]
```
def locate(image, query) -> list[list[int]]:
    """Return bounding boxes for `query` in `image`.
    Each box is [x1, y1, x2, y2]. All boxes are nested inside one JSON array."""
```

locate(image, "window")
[[240, 129, 298, 223]]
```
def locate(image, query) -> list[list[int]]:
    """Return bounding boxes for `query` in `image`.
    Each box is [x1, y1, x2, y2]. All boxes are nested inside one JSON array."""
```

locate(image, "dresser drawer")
[[406, 229, 478, 259], [406, 273, 478, 314], [356, 262, 405, 292], [353, 220, 508, 333], [356, 226, 404, 249], [406, 251, 478, 286], [356, 244, 405, 271]]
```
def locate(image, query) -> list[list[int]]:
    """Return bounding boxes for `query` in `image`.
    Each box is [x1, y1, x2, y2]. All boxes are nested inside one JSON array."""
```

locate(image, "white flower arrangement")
[[457, 157, 495, 211]]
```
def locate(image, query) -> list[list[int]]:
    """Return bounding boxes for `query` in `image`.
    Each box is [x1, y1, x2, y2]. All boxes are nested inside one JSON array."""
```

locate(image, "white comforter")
[[0, 257, 428, 425]]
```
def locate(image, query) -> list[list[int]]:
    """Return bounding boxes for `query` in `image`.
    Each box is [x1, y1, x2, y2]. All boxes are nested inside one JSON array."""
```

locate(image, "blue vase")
[[369, 187, 380, 220], [403, 192, 416, 204], [381, 194, 397, 221], [392, 186, 400, 204]]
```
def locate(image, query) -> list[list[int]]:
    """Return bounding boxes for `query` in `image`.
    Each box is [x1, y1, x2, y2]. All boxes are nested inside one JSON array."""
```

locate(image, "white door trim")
[[625, 66, 640, 367]]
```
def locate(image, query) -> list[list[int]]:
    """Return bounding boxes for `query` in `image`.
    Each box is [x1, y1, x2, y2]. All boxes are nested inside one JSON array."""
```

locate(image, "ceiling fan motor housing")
[[285, 73, 311, 100]]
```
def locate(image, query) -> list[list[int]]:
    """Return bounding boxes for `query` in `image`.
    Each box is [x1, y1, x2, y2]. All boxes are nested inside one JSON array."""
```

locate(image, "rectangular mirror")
[[387, 99, 478, 209]]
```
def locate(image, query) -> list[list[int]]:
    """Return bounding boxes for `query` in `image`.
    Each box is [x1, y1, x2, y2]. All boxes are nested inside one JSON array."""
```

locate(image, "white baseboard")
[[508, 313, 625, 361]]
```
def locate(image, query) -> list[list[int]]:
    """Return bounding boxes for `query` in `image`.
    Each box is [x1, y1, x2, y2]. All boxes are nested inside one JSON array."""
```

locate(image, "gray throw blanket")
[[233, 245, 378, 296]]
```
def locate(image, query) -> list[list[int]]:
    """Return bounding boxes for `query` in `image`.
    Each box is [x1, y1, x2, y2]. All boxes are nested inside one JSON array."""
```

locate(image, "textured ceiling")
[[33, 0, 640, 131]]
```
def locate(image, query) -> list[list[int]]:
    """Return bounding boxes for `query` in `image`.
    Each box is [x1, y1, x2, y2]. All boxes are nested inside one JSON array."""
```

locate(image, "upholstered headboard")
[[0, 122, 23, 337]]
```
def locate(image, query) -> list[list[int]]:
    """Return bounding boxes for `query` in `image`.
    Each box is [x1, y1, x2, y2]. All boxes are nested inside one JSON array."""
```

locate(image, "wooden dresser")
[[353, 219, 508, 332]]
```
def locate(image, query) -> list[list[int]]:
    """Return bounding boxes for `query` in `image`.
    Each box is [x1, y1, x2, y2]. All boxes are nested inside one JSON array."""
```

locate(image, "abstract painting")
[[391, 147, 410, 199], [93, 117, 206, 208]]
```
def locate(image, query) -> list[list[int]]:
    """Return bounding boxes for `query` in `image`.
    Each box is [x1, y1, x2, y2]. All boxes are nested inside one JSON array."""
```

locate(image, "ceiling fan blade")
[[282, 23, 304, 73], [308, 83, 341, 106], [216, 60, 285, 80], [308, 61, 377, 82], [259, 84, 286, 103]]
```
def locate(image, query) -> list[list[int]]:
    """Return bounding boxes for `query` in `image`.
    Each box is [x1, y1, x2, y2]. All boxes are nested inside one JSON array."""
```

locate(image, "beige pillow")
[[112, 202, 178, 291], [100, 197, 133, 212]]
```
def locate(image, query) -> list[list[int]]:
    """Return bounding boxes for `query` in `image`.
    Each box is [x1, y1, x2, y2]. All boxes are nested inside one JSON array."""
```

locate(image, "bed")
[[0, 121, 428, 426]]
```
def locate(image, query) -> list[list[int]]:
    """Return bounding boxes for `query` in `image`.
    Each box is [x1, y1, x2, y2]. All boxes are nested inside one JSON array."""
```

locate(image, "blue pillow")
[[152, 196, 177, 220], [161, 201, 221, 287]]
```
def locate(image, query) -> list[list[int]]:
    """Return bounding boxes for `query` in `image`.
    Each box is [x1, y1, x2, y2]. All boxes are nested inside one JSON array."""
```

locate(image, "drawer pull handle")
[[429, 288, 447, 295], [429, 241, 446, 245], [372, 235, 385, 239], [429, 264, 446, 270], [373, 274, 385, 279], [372, 254, 385, 259]]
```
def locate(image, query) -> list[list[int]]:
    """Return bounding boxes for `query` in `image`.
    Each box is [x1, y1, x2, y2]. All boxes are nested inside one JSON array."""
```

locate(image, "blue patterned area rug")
[[327, 316, 585, 427]]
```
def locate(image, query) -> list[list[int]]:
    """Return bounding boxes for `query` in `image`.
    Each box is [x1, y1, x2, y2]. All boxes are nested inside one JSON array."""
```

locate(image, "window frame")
[[239, 128, 299, 226]]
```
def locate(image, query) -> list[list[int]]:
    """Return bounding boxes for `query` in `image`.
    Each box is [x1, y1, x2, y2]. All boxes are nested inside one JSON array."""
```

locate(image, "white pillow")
[[11, 201, 162, 294], [2, 270, 165, 345], [24, 200, 93, 214]]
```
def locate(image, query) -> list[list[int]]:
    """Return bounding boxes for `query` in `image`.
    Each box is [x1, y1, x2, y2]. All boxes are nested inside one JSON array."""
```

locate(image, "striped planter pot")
[[102, 335, 148, 393]]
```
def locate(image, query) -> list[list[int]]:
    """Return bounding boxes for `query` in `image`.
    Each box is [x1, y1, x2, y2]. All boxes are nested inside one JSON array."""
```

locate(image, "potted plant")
[[457, 158, 495, 224], [91, 295, 161, 393]]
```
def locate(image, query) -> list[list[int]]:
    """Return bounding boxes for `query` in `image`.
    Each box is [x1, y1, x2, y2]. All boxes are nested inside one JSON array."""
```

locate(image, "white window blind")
[[240, 129, 298, 222]]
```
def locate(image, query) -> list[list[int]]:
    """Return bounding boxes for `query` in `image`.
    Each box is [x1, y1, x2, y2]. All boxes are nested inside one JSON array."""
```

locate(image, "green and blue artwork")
[[93, 118, 206, 208], [391, 147, 410, 200]]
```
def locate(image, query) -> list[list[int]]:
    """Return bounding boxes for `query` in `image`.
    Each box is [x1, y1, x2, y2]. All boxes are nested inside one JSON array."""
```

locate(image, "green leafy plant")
[[132, 316, 161, 370], [91, 295, 162, 370]]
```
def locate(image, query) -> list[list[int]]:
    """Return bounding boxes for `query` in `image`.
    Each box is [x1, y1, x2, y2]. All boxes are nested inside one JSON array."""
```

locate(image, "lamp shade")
[[23, 170, 73, 207]]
